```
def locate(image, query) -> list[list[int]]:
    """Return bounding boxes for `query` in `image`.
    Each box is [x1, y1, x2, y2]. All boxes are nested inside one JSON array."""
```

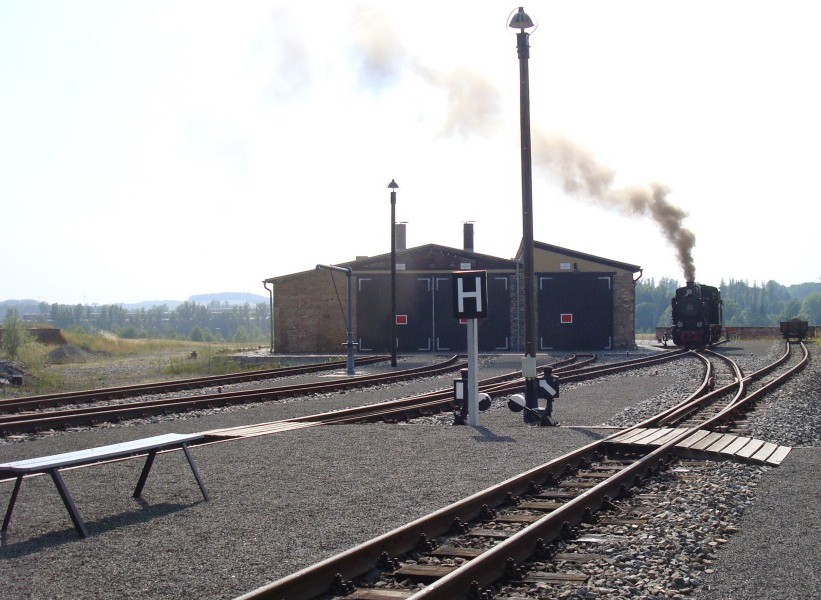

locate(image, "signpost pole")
[[467, 318, 479, 426]]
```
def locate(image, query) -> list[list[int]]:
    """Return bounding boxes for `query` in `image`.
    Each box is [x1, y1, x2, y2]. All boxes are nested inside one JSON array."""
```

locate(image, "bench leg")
[[181, 444, 210, 501], [133, 450, 158, 499], [49, 469, 89, 538], [2, 475, 23, 533]]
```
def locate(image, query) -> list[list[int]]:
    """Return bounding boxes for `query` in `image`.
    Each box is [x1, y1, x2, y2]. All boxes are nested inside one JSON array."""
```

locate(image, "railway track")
[[0, 355, 451, 436], [0, 349, 689, 438], [235, 342, 808, 600], [201, 351, 692, 439], [0, 355, 392, 413]]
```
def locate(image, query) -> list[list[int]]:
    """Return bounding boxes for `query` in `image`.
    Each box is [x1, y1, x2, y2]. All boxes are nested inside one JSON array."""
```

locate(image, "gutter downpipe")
[[263, 281, 274, 354], [632, 269, 643, 350]]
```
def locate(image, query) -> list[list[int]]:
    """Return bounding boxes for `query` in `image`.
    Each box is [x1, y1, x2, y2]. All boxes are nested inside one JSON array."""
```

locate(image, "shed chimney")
[[463, 222, 474, 252], [395, 222, 406, 251]]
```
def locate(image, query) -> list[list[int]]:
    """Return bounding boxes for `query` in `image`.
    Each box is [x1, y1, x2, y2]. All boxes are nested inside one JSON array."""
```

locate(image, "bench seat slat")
[[0, 433, 203, 474]]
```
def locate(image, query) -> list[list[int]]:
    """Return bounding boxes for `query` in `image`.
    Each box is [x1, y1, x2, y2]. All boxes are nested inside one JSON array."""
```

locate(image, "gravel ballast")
[[0, 341, 817, 599]]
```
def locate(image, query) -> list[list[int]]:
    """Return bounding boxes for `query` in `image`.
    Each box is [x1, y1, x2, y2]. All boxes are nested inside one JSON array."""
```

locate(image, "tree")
[[799, 293, 821, 324], [2, 308, 24, 358], [777, 300, 802, 323]]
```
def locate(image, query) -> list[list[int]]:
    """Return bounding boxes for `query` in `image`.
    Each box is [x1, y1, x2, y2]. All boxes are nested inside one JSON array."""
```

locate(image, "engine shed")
[[264, 229, 641, 353], [527, 241, 642, 351]]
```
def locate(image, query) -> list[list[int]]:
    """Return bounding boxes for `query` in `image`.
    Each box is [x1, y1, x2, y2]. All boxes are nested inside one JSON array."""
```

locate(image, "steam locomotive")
[[670, 281, 723, 348]]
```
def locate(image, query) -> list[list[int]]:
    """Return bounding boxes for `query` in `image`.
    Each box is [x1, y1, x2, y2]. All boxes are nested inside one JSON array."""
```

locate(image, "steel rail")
[[270, 352, 695, 429], [409, 438, 686, 599], [0, 356, 462, 435], [707, 341, 808, 428], [233, 437, 612, 600], [381, 344, 799, 599], [0, 355, 392, 413], [738, 340, 794, 382], [237, 343, 807, 600], [223, 356, 592, 429], [654, 350, 744, 427], [234, 356, 711, 599]]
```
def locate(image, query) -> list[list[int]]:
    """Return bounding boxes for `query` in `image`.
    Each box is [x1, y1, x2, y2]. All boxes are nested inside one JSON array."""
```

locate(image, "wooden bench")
[[1, 433, 209, 538]]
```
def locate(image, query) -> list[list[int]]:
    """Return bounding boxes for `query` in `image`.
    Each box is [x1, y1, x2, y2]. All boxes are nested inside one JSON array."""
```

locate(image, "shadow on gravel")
[[559, 427, 610, 442], [0, 500, 205, 558], [470, 426, 516, 443]]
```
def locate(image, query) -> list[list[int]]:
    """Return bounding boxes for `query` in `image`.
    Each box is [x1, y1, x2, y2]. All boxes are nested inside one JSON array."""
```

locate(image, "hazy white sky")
[[2, 1, 819, 305]]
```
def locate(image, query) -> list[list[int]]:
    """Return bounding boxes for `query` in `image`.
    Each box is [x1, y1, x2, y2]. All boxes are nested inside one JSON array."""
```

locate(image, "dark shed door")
[[433, 277, 462, 351], [358, 273, 512, 353], [481, 276, 512, 351], [397, 276, 434, 351], [357, 275, 434, 352], [357, 276, 391, 352], [538, 273, 613, 350]]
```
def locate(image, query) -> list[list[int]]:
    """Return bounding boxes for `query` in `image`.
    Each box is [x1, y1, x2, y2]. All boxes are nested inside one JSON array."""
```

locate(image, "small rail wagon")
[[780, 318, 809, 341]]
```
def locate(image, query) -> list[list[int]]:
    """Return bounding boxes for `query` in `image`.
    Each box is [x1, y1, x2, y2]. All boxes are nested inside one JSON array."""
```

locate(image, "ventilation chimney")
[[395, 222, 406, 251], [463, 222, 474, 252]]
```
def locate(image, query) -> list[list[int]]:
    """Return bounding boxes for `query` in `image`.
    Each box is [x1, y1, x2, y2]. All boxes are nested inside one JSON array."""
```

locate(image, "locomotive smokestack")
[[463, 222, 474, 252]]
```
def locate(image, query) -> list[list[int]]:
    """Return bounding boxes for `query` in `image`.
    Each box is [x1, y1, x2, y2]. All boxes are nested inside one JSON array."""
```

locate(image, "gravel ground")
[[0, 341, 817, 599]]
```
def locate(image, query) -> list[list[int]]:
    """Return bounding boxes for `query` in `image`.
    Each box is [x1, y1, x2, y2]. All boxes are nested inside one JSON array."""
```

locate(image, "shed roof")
[[264, 240, 640, 284]]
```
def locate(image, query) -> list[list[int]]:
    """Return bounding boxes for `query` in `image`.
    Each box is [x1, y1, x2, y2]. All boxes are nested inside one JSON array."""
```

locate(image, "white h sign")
[[452, 270, 488, 319]]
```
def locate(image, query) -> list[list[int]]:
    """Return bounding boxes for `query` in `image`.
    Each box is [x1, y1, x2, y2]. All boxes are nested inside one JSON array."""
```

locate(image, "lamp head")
[[508, 7, 534, 32], [388, 179, 399, 190]]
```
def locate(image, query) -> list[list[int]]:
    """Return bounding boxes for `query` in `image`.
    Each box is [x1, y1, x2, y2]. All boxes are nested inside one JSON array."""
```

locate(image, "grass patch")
[[61, 330, 213, 356], [3, 331, 263, 395], [164, 347, 260, 377]]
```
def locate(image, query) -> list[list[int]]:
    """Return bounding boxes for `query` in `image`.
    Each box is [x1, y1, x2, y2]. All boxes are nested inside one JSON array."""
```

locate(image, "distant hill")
[[1, 292, 270, 318], [0, 299, 42, 319], [788, 282, 821, 301], [115, 293, 269, 311], [188, 292, 268, 305], [120, 300, 184, 311]]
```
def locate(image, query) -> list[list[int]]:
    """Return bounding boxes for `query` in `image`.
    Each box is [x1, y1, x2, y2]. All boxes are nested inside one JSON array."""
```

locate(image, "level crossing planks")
[[607, 427, 791, 467]]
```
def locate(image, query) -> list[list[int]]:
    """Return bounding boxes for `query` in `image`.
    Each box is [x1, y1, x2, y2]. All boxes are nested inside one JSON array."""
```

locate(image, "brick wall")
[[612, 272, 637, 349], [274, 270, 352, 353]]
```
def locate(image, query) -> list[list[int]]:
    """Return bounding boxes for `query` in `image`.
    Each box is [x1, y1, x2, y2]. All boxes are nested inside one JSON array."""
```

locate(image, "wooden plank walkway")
[[608, 427, 791, 466]]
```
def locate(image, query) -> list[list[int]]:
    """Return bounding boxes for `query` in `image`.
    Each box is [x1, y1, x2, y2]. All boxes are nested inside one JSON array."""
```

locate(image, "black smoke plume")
[[532, 133, 696, 281], [347, 6, 697, 281]]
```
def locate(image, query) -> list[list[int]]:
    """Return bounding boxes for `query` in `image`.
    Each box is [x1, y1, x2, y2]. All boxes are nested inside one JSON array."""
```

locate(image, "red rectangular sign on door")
[[560, 313, 573, 324], [396, 315, 408, 325]]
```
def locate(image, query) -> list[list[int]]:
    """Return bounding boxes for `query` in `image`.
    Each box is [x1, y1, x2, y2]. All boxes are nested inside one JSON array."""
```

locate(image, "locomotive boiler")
[[670, 281, 723, 348]]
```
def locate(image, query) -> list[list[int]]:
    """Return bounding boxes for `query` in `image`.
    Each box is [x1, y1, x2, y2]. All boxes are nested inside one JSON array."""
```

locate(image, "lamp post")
[[388, 179, 399, 367], [509, 7, 540, 421]]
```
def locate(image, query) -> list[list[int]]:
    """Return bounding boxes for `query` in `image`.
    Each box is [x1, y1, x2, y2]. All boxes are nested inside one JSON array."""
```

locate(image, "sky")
[[1, 1, 819, 305]]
